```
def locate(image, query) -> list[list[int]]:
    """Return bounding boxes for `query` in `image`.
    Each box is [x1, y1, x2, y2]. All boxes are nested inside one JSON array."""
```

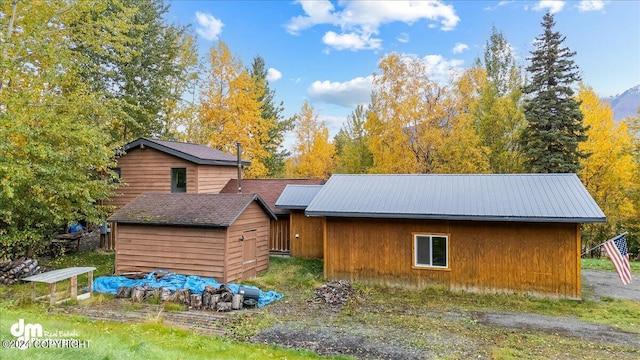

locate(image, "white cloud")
[[319, 114, 347, 137], [452, 43, 468, 54], [397, 32, 410, 43], [266, 68, 282, 82], [420, 54, 465, 84], [195, 12, 224, 41], [308, 76, 373, 108], [286, 0, 460, 51], [286, 0, 336, 35], [322, 31, 382, 51], [391, 53, 464, 84], [533, 1, 565, 14], [577, 0, 606, 12]]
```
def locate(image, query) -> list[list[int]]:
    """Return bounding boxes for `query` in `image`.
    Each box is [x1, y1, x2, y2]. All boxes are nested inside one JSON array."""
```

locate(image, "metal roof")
[[221, 179, 324, 214], [122, 138, 251, 166], [305, 174, 606, 223], [275, 185, 324, 210], [108, 193, 276, 227]]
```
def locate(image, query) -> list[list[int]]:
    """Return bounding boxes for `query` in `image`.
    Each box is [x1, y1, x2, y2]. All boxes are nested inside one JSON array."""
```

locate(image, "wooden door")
[[242, 230, 257, 279]]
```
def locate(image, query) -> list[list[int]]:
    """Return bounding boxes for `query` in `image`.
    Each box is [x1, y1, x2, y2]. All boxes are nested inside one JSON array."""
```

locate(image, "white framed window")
[[413, 234, 448, 269]]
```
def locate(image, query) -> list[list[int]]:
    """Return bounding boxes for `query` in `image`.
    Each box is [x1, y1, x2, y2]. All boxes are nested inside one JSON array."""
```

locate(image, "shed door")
[[242, 230, 257, 279]]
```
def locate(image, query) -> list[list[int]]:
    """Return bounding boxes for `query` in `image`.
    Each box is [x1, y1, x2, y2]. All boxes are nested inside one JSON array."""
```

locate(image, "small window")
[[413, 234, 448, 268], [171, 168, 186, 193]]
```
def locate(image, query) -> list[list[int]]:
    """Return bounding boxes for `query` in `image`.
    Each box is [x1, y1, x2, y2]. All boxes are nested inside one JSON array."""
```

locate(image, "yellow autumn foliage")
[[366, 53, 489, 174], [578, 84, 638, 245], [189, 41, 272, 178], [288, 101, 335, 180]]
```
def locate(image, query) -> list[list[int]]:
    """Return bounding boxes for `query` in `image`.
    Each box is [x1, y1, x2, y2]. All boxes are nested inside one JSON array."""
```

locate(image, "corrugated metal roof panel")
[[275, 185, 324, 210], [305, 174, 605, 223], [220, 179, 324, 214]]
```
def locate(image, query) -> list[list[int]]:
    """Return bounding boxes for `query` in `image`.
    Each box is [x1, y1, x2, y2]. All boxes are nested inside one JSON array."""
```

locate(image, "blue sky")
[[166, 1, 640, 147]]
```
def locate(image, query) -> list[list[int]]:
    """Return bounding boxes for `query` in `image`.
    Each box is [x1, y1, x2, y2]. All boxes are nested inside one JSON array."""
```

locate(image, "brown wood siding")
[[324, 217, 580, 299], [226, 202, 271, 282], [114, 224, 227, 279], [106, 148, 198, 209], [269, 218, 290, 253], [290, 210, 324, 259], [196, 165, 237, 193]]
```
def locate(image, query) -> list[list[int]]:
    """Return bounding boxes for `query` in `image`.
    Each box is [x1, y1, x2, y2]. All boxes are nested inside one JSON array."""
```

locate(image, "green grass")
[[0, 250, 116, 307], [243, 256, 325, 295], [0, 253, 348, 359], [1, 252, 638, 359], [581, 257, 640, 272], [0, 307, 346, 360]]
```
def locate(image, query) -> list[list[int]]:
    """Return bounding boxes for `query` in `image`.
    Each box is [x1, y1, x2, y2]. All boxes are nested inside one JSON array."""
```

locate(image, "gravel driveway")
[[250, 269, 640, 359], [582, 269, 640, 301]]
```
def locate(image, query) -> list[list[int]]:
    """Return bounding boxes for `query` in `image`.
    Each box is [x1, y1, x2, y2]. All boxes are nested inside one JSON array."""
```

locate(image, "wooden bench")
[[23, 267, 96, 305]]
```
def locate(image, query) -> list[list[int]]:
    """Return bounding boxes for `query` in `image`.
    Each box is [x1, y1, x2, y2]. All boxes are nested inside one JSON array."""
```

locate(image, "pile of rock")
[[0, 257, 44, 285], [115, 284, 258, 312], [313, 280, 353, 307]]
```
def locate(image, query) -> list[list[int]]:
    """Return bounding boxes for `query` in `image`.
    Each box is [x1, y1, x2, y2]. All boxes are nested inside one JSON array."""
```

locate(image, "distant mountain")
[[602, 85, 640, 121]]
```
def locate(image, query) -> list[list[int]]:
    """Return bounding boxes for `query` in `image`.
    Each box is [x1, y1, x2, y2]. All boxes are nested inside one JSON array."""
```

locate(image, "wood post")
[[31, 282, 36, 302], [88, 270, 93, 295], [70, 275, 77, 300], [49, 282, 56, 306]]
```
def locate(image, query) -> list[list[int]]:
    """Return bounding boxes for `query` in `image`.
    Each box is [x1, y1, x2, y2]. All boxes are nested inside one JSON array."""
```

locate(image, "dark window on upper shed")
[[171, 168, 187, 193]]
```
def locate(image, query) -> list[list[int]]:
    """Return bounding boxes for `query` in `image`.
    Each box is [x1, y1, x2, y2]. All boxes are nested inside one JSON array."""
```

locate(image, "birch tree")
[[0, 0, 131, 256], [193, 41, 272, 178], [578, 85, 639, 254], [288, 101, 335, 179]]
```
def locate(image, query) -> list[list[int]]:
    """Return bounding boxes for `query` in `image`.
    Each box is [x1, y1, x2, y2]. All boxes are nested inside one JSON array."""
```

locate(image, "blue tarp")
[[92, 270, 283, 308]]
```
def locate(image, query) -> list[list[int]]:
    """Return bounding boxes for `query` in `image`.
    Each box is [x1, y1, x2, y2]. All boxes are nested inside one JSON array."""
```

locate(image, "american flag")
[[603, 234, 632, 285]]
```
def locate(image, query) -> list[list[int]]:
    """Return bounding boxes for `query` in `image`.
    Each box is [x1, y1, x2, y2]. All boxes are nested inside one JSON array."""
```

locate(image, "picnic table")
[[23, 267, 96, 305]]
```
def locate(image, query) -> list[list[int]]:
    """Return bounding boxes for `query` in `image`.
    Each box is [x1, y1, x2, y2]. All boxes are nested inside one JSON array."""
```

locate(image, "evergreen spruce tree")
[[521, 12, 588, 173], [250, 56, 295, 178]]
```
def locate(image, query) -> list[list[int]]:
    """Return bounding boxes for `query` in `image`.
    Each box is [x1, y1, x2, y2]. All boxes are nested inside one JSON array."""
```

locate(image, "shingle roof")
[[305, 174, 606, 223], [123, 138, 250, 166], [220, 179, 324, 215], [275, 185, 324, 210], [108, 193, 276, 227]]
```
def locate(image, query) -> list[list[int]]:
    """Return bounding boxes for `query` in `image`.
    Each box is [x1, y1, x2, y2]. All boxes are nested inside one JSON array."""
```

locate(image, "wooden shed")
[[220, 179, 324, 254], [107, 138, 249, 210], [305, 174, 606, 299], [275, 185, 324, 259], [108, 193, 276, 282]]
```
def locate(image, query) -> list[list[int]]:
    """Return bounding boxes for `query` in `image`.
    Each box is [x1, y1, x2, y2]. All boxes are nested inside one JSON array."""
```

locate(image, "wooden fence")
[[269, 219, 290, 254]]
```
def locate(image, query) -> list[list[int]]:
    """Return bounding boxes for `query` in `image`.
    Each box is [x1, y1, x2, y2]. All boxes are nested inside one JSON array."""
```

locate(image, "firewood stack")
[[0, 257, 44, 285], [313, 280, 353, 307], [115, 283, 250, 312]]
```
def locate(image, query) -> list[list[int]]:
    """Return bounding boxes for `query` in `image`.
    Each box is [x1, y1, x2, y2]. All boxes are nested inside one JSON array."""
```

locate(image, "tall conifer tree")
[[250, 56, 294, 178], [521, 12, 587, 173]]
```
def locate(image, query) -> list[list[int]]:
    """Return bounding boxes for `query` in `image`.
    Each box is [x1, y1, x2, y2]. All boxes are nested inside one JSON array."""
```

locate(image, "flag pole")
[[581, 232, 627, 256]]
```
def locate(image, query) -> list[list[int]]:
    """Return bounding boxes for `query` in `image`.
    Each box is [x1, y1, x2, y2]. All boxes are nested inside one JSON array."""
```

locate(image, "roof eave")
[[303, 211, 606, 223], [123, 138, 251, 166], [275, 204, 308, 210], [227, 194, 278, 225], [107, 219, 230, 228]]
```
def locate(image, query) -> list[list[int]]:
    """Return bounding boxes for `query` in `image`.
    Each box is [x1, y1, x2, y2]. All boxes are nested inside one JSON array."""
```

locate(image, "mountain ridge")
[[602, 85, 640, 120]]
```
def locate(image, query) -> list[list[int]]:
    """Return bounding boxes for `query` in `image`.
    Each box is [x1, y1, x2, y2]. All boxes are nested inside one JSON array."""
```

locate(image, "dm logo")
[[10, 319, 43, 350]]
